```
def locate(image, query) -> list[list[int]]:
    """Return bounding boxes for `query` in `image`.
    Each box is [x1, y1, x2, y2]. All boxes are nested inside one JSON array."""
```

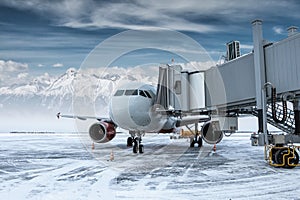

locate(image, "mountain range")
[[0, 63, 214, 131], [0, 66, 159, 131], [0, 66, 159, 116]]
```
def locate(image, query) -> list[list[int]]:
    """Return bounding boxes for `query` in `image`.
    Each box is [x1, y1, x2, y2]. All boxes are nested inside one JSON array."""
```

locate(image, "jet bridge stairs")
[[243, 103, 295, 134]]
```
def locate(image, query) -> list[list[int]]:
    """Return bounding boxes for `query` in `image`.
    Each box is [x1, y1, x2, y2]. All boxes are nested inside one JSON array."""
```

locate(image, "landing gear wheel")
[[133, 141, 138, 154], [190, 137, 195, 148], [275, 148, 299, 168], [198, 137, 203, 148], [139, 144, 144, 154], [190, 136, 202, 148], [127, 137, 133, 147]]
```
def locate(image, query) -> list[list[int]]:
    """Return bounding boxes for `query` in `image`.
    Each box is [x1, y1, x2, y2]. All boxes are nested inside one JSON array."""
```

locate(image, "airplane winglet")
[[57, 112, 61, 119]]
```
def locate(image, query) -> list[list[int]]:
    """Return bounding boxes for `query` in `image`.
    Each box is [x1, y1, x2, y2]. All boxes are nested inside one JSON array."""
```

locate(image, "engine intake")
[[201, 121, 223, 144], [89, 122, 116, 143]]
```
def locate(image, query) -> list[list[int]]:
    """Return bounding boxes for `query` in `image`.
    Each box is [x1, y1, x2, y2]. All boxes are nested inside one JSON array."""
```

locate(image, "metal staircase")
[[252, 103, 295, 134]]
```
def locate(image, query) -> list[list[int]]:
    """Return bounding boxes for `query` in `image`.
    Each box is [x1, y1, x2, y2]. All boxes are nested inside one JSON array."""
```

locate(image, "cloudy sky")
[[1, 0, 300, 81], [1, 0, 299, 132]]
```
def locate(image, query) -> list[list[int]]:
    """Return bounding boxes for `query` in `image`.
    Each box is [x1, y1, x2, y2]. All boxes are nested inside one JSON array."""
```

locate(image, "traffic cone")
[[110, 150, 114, 161], [91, 142, 95, 150], [213, 144, 217, 152]]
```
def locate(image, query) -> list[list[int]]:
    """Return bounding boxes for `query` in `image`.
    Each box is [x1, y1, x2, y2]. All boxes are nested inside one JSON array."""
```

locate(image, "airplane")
[[57, 82, 221, 154]]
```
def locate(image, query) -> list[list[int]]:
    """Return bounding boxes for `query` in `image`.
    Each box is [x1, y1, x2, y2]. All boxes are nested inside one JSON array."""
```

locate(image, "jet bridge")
[[156, 20, 300, 167]]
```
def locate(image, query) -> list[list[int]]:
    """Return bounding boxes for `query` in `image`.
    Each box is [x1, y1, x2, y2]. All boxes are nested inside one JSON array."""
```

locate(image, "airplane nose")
[[128, 98, 151, 126], [110, 96, 151, 129], [109, 97, 132, 126]]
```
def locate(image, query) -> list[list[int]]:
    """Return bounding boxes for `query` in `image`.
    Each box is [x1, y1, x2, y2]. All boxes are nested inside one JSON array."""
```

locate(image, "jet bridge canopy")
[[156, 23, 300, 112], [265, 34, 300, 96], [156, 64, 205, 112], [205, 53, 256, 109]]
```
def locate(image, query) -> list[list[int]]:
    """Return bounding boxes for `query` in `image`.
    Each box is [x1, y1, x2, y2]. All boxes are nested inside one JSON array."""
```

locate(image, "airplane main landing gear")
[[190, 136, 203, 148], [127, 137, 133, 147], [189, 123, 203, 148], [127, 135, 144, 154]]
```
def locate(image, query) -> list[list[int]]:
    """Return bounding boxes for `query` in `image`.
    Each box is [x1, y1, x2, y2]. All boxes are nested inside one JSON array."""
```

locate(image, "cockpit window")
[[125, 89, 138, 96], [144, 90, 152, 98], [139, 90, 147, 98], [114, 90, 124, 96], [115, 89, 153, 97]]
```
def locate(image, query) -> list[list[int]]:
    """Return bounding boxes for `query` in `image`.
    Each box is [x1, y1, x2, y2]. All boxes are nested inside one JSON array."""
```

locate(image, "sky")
[[1, 0, 300, 79], [0, 0, 300, 132]]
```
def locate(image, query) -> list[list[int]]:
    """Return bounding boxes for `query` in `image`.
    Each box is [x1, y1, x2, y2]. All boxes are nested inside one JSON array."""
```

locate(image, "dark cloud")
[[0, 0, 299, 71], [1, 0, 299, 33]]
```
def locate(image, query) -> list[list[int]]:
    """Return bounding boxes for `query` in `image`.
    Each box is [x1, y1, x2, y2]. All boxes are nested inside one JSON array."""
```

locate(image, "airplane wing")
[[176, 115, 210, 127], [56, 112, 113, 123]]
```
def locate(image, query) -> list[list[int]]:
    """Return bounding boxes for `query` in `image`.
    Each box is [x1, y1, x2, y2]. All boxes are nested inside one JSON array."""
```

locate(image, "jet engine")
[[201, 121, 223, 144], [88, 122, 116, 143]]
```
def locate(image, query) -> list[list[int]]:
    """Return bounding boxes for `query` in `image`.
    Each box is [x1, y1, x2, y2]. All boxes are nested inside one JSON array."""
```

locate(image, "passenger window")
[[114, 90, 124, 96], [125, 90, 138, 95]]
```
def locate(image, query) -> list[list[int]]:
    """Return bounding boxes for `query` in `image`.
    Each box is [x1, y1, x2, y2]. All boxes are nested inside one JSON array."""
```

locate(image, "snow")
[[0, 66, 159, 132], [0, 133, 299, 199], [0, 66, 158, 98], [0, 66, 158, 122]]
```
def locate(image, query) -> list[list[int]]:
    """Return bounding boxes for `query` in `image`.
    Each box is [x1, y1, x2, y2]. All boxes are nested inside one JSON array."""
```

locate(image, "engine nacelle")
[[88, 122, 116, 143], [201, 121, 223, 144]]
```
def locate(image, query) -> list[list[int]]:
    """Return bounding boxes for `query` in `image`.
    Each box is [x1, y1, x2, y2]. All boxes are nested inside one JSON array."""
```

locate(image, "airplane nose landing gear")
[[127, 131, 144, 154], [133, 137, 144, 154]]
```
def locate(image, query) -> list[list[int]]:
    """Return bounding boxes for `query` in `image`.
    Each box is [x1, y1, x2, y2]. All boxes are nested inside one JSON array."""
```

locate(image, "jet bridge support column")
[[294, 100, 300, 135], [252, 19, 268, 144]]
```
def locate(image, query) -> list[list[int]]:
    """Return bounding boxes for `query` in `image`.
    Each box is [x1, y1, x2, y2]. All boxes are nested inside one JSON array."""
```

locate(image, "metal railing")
[[252, 103, 295, 134]]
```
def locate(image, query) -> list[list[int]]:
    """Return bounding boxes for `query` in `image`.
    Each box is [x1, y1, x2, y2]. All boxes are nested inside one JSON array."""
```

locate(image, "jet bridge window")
[[125, 89, 138, 96], [114, 90, 124, 96], [174, 80, 181, 94]]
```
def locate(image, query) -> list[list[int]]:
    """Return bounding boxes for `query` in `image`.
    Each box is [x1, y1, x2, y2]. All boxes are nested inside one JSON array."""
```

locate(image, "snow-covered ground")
[[0, 132, 299, 200]]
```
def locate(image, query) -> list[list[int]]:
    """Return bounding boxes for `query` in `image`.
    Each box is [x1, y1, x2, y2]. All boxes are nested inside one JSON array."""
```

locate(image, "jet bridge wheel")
[[275, 147, 299, 168], [271, 148, 280, 164]]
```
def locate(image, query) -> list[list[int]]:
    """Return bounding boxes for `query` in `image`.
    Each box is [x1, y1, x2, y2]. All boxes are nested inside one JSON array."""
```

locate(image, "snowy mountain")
[[0, 60, 217, 132], [0, 66, 159, 113], [0, 66, 159, 131]]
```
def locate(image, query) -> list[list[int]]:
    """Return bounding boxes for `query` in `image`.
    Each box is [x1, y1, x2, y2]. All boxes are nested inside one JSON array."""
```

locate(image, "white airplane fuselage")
[[109, 82, 176, 133], [58, 81, 217, 153]]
